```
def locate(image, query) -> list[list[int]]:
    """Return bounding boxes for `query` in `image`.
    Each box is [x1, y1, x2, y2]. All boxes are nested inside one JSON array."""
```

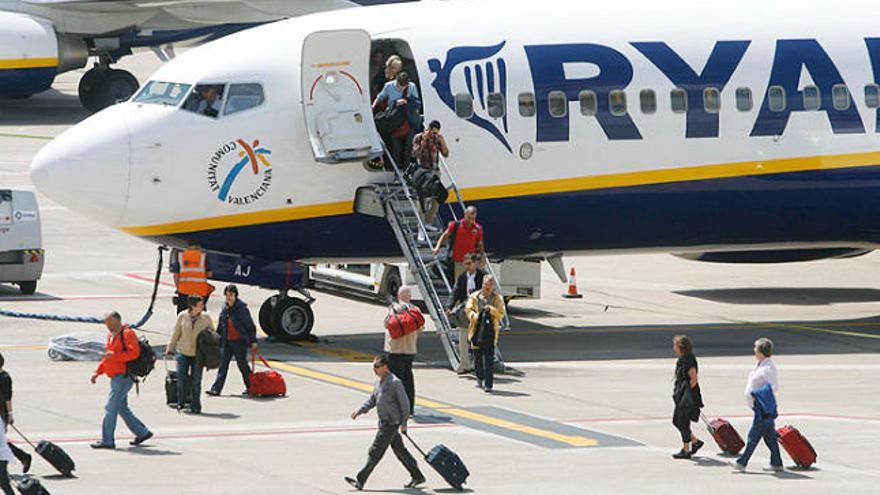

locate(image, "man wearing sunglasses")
[[345, 355, 425, 490]]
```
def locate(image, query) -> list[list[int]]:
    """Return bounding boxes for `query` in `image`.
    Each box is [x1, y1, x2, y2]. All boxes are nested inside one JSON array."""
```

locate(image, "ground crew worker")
[[174, 242, 214, 314], [433, 206, 485, 281], [345, 355, 426, 491], [90, 312, 153, 449]]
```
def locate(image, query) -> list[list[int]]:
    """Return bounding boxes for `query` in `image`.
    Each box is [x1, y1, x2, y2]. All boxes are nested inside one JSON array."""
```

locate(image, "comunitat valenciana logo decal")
[[207, 138, 273, 205]]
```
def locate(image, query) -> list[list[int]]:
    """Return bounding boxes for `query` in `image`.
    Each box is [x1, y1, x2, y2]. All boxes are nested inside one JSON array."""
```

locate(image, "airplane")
[[0, 0, 412, 111], [28, 0, 880, 342]]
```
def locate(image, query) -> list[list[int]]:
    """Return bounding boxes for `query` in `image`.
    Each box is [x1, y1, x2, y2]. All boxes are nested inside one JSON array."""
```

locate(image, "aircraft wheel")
[[17, 281, 36, 295], [101, 69, 139, 106], [259, 295, 278, 338], [271, 297, 314, 342], [379, 266, 402, 302], [78, 68, 105, 112]]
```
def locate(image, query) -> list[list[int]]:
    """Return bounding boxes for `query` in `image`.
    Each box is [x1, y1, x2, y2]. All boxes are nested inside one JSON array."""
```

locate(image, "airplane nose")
[[30, 105, 131, 226]]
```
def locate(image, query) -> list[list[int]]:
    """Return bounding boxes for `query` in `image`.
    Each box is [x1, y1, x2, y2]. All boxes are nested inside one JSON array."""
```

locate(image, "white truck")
[[308, 259, 541, 304], [0, 189, 43, 295]]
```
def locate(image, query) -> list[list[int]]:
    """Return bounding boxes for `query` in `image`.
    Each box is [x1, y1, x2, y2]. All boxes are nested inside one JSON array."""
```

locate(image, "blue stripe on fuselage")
[[0, 67, 56, 98], [149, 165, 880, 260]]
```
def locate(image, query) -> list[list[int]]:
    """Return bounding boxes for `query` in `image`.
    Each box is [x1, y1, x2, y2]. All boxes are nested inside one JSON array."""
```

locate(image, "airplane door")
[[301, 29, 383, 164]]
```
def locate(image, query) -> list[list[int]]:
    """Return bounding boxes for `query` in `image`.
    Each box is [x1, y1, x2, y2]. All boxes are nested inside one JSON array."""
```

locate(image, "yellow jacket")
[[465, 290, 505, 349], [168, 311, 214, 357]]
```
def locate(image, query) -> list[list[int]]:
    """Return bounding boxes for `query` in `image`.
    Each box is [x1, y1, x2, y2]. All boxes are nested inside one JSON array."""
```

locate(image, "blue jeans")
[[737, 409, 782, 467], [176, 354, 203, 412], [101, 375, 150, 446], [211, 339, 250, 394]]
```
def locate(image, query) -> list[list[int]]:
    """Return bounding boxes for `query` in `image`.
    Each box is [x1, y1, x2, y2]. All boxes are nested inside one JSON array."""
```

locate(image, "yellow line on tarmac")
[[266, 360, 598, 447], [748, 321, 880, 340], [293, 341, 373, 362]]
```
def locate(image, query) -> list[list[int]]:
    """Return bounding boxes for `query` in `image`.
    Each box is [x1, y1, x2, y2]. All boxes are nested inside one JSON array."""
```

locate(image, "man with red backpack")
[[383, 286, 424, 415], [90, 312, 153, 449]]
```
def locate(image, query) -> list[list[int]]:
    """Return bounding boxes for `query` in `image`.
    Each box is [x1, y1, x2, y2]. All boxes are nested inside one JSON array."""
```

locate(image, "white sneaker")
[[763, 465, 784, 472], [729, 461, 746, 472]]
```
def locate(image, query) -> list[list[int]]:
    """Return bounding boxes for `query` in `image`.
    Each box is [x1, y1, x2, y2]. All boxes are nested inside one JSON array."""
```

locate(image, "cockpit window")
[[133, 81, 192, 106], [182, 84, 226, 118], [224, 83, 265, 116]]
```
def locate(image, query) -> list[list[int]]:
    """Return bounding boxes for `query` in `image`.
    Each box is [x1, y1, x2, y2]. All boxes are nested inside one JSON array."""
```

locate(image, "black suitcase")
[[404, 433, 469, 490], [35, 441, 74, 478], [11, 426, 74, 478], [165, 370, 178, 405], [15, 476, 50, 494]]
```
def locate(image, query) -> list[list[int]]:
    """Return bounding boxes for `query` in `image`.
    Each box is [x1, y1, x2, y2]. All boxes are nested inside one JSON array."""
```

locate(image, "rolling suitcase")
[[404, 433, 469, 491], [15, 476, 50, 495], [701, 413, 745, 455], [777, 425, 817, 468], [11, 425, 74, 478], [248, 352, 286, 397]]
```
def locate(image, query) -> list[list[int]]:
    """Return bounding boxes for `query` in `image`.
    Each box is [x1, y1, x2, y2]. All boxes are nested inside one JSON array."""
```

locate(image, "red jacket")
[[95, 327, 140, 378]]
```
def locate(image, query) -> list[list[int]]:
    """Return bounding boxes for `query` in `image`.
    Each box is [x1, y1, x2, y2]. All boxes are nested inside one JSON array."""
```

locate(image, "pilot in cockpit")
[[184, 84, 224, 118]]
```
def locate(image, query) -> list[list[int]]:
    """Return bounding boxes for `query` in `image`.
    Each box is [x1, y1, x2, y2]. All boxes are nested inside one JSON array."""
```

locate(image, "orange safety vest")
[[177, 248, 212, 297]]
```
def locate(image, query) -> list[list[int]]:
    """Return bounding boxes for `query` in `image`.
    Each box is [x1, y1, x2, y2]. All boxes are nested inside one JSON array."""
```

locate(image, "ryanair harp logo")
[[428, 41, 512, 153]]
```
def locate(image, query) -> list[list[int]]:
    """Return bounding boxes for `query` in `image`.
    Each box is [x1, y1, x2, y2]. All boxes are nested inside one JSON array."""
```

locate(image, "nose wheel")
[[259, 292, 315, 342], [78, 66, 140, 113]]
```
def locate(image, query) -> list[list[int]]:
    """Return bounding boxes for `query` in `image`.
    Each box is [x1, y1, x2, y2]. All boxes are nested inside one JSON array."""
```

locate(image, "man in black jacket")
[[207, 285, 257, 396], [446, 253, 485, 374]]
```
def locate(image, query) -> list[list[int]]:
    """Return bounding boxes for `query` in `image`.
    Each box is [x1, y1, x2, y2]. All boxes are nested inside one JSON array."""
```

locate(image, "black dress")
[[673, 354, 704, 422]]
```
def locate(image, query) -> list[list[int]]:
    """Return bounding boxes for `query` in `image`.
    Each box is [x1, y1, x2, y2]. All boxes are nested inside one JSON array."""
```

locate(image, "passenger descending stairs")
[[354, 154, 507, 371]]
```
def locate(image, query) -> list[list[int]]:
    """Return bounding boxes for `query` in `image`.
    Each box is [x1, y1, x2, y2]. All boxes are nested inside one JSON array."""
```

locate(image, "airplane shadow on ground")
[[676, 287, 880, 306], [273, 312, 880, 365], [0, 89, 89, 127]]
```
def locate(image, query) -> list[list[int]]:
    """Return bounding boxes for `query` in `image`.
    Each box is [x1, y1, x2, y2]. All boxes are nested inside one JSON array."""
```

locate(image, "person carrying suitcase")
[[0, 353, 31, 473], [345, 355, 426, 491], [166, 296, 214, 414], [90, 312, 153, 449], [384, 286, 423, 415], [730, 337, 783, 472], [670, 335, 704, 459], [207, 285, 257, 396], [466, 276, 505, 393]]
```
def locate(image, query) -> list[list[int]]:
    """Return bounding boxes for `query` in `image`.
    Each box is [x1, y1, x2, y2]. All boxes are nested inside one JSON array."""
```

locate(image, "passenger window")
[[609, 90, 627, 116], [802, 85, 820, 111], [487, 92, 505, 119], [224, 83, 265, 116], [703, 87, 720, 113], [866, 84, 880, 109], [518, 92, 536, 117], [768, 86, 786, 112], [455, 93, 474, 118], [736, 87, 753, 111], [832, 84, 851, 111], [579, 90, 597, 116], [182, 84, 226, 118], [639, 89, 656, 114], [670, 88, 687, 113], [548, 91, 568, 118]]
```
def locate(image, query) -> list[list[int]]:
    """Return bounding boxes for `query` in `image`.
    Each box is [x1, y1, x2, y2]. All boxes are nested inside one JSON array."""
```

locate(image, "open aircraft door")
[[301, 29, 383, 164]]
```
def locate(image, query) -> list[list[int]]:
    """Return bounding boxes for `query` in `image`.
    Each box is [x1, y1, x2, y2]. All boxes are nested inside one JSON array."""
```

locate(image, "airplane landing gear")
[[259, 290, 315, 342], [78, 65, 140, 113]]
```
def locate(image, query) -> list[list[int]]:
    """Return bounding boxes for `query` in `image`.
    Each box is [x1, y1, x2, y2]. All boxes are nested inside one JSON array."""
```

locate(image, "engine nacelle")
[[0, 12, 87, 97], [674, 248, 873, 264]]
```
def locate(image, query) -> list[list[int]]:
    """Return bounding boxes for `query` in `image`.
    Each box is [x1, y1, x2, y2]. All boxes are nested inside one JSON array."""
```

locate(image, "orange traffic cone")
[[563, 267, 583, 299]]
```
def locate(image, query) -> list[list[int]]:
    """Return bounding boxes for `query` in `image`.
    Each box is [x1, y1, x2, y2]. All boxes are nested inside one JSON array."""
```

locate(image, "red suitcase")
[[248, 352, 287, 397], [701, 413, 745, 455], [777, 425, 817, 468]]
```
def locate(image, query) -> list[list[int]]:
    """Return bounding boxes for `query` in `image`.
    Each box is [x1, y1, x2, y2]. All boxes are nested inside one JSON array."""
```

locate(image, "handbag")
[[385, 305, 425, 339]]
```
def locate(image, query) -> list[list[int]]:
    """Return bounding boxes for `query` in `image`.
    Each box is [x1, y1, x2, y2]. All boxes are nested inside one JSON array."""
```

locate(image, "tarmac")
[[0, 52, 879, 494]]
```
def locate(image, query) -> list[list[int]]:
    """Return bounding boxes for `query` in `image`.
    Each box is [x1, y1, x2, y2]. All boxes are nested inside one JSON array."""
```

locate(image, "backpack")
[[385, 305, 425, 339], [120, 328, 156, 379], [196, 329, 221, 370], [472, 306, 495, 348]]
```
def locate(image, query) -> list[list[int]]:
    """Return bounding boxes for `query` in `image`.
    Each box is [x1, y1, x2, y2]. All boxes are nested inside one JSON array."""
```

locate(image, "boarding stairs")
[[354, 152, 507, 371]]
